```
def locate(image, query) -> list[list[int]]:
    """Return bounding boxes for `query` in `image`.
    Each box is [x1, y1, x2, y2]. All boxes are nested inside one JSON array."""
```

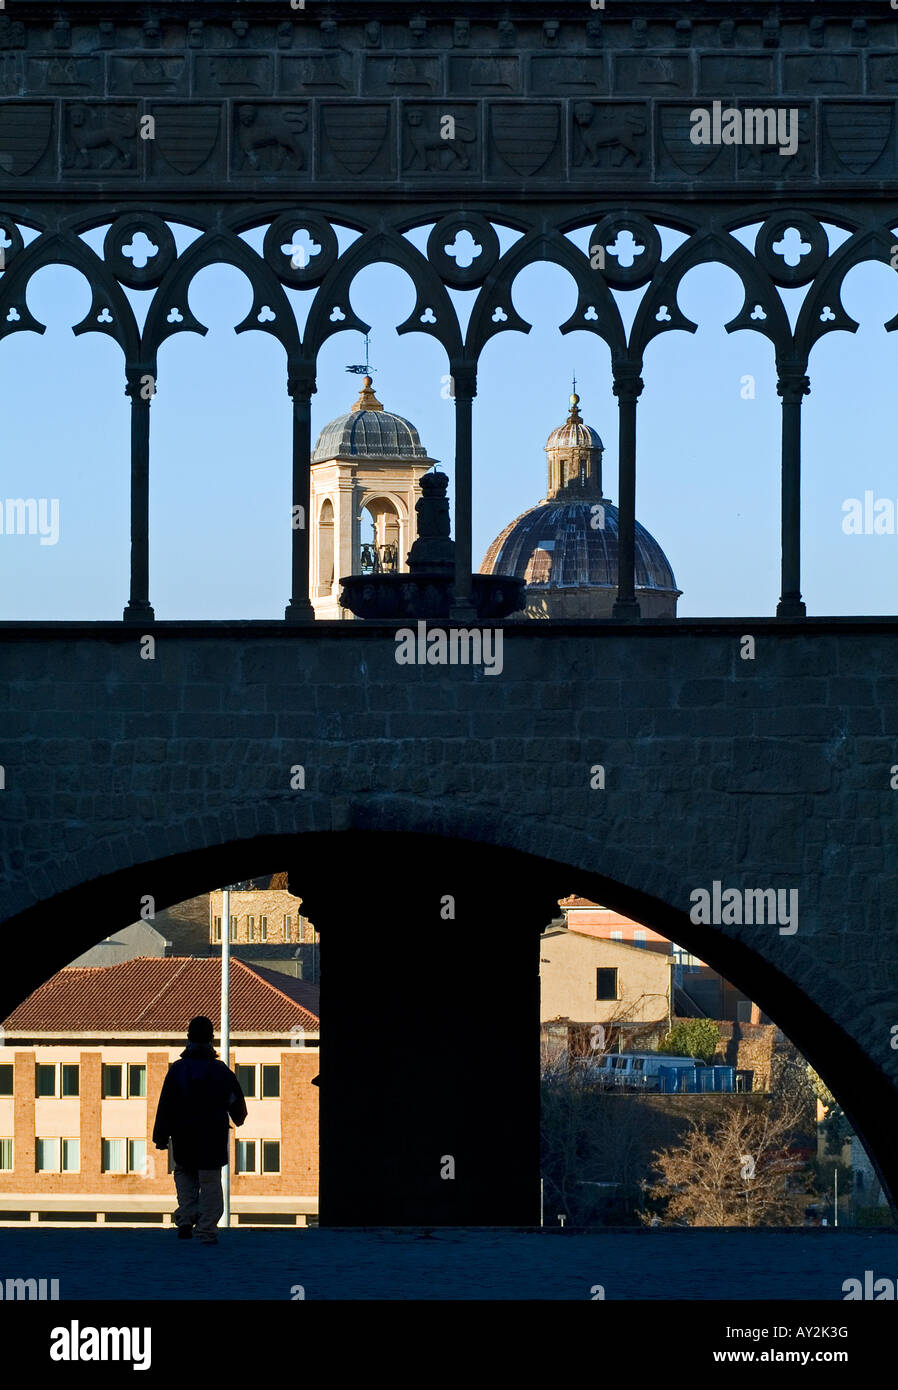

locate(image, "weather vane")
[[346, 333, 374, 376]]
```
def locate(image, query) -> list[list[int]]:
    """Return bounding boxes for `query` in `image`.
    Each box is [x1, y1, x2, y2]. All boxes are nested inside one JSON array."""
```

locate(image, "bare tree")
[[641, 1095, 814, 1227]]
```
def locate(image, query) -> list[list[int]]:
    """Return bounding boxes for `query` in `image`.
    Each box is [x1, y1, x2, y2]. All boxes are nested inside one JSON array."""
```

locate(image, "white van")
[[589, 1053, 703, 1091]]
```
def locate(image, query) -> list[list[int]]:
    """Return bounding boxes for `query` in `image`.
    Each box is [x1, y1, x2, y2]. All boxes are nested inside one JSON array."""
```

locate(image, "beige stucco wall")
[[209, 888, 315, 945], [539, 929, 671, 1025]]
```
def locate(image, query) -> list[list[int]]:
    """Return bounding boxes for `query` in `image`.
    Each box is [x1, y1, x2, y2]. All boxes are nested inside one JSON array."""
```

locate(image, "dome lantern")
[[545, 390, 606, 500]]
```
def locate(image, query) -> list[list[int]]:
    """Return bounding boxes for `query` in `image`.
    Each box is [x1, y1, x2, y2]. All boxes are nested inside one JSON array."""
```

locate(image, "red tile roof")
[[2, 957, 319, 1035]]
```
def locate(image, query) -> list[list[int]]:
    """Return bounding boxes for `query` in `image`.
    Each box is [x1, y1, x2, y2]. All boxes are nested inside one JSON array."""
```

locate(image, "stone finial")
[[350, 376, 384, 414], [407, 470, 455, 575]]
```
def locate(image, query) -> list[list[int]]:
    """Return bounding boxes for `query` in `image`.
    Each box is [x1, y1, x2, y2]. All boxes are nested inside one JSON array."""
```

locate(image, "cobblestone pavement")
[[0, 1227, 894, 1300]]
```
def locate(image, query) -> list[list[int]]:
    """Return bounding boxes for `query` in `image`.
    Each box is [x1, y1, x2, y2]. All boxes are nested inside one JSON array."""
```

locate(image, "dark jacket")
[[152, 1042, 247, 1170]]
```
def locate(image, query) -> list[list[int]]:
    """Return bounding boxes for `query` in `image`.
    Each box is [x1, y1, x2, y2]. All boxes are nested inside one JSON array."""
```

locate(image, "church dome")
[[481, 500, 678, 593], [480, 391, 680, 618], [545, 416, 603, 454], [312, 376, 432, 462]]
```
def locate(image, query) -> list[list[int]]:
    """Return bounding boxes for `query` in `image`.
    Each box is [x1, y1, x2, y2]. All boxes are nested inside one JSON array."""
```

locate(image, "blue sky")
[[1, 216, 897, 620]]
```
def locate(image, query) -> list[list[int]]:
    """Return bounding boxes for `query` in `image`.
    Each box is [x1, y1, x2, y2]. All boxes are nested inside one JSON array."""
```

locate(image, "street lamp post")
[[219, 884, 234, 1228]]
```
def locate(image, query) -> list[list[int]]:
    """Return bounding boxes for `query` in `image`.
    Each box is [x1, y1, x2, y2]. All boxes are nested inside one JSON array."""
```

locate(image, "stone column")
[[612, 362, 644, 619], [776, 364, 810, 619], [450, 363, 477, 622], [122, 367, 155, 623], [295, 833, 558, 1226], [285, 365, 316, 623]]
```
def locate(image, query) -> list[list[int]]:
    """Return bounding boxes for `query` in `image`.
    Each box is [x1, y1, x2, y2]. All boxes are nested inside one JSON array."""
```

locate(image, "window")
[[237, 1064, 280, 1100], [610, 930, 623, 942], [213, 916, 222, 943], [247, 915, 255, 942], [0, 1064, 13, 1097], [236, 1140, 280, 1174], [0, 1139, 12, 1171], [596, 968, 619, 1001], [633, 929, 646, 948], [102, 1065, 123, 1098], [259, 916, 268, 942], [102, 1139, 125, 1173], [128, 1065, 147, 1098], [284, 915, 292, 941], [236, 1140, 256, 1174], [33, 1135, 78, 1173], [35, 1064, 56, 1097], [236, 1065, 256, 1099], [612, 1056, 628, 1070], [736, 1000, 752, 1023], [36, 1138, 59, 1171], [128, 1139, 147, 1175], [35, 1063, 80, 1098], [229, 915, 238, 943]]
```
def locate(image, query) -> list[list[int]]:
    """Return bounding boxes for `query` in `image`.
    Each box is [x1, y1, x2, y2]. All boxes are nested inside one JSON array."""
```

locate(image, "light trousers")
[[173, 1163, 223, 1240]]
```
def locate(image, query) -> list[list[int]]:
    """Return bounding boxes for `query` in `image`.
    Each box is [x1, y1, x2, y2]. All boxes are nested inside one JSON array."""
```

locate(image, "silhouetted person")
[[152, 1015, 247, 1246]]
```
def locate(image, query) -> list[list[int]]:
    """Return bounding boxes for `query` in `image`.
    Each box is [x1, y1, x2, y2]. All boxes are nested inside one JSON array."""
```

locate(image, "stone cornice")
[[2, 1, 898, 202]]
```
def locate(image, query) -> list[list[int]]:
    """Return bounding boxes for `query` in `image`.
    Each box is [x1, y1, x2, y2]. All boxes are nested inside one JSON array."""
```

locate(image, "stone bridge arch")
[[2, 619, 896, 1222], [1, 817, 890, 1225]]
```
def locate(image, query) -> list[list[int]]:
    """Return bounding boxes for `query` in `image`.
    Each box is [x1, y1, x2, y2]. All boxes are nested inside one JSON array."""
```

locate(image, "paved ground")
[[0, 1227, 895, 1300]]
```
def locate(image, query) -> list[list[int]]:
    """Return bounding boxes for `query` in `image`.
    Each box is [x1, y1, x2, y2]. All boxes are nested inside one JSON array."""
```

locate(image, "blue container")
[[696, 1067, 714, 1093], [659, 1066, 677, 1093], [683, 1069, 699, 1093], [713, 1066, 735, 1092]]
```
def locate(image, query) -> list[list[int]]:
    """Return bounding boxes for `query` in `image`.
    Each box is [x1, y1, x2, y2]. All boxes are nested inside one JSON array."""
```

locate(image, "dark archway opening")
[[1, 829, 894, 1223]]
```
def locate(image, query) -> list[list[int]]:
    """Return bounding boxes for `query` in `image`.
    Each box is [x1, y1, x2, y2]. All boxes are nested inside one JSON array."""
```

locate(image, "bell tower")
[[309, 377, 438, 619]]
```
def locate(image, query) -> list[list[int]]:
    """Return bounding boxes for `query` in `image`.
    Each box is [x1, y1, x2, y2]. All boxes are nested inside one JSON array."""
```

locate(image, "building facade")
[[0, 957, 320, 1227], [557, 896, 766, 1025], [540, 923, 672, 1035]]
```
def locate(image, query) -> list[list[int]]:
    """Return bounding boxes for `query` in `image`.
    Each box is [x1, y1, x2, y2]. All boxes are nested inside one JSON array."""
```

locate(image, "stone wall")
[[1, 619, 897, 1199]]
